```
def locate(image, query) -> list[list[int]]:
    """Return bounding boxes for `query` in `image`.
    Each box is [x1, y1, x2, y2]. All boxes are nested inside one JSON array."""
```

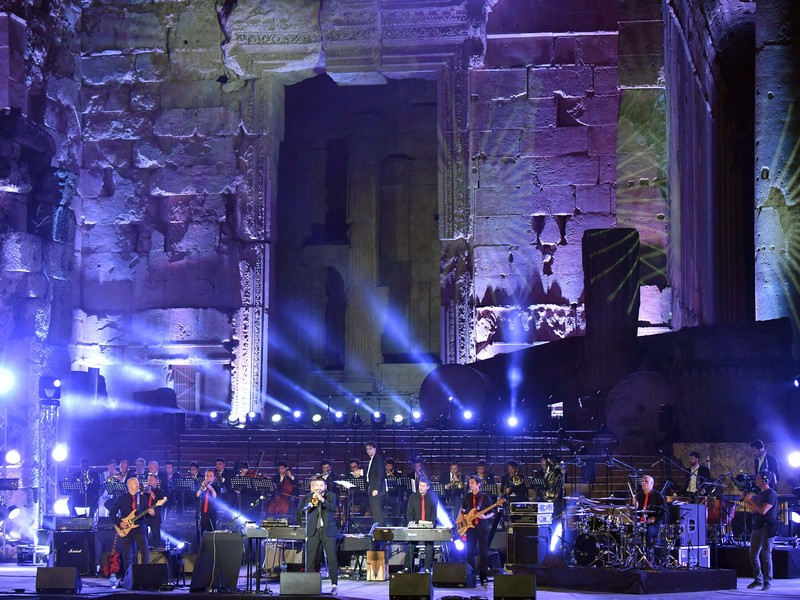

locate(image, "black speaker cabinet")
[[669, 503, 707, 547], [189, 531, 243, 592], [52, 531, 96, 575], [390, 573, 433, 600], [35, 566, 82, 594], [506, 525, 549, 565], [124, 563, 169, 590], [280, 572, 321, 595], [432, 562, 475, 588], [494, 574, 536, 599]]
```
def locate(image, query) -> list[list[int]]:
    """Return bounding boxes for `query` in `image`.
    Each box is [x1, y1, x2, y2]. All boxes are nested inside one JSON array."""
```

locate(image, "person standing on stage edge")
[[743, 471, 778, 591], [365, 441, 385, 526]]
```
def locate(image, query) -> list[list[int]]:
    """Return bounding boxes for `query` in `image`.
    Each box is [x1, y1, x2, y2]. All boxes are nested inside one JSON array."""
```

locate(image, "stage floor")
[[0, 564, 799, 599]]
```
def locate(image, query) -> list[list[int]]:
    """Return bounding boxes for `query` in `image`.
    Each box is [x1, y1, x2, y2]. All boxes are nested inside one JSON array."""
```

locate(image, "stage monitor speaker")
[[52, 531, 96, 575], [494, 574, 536, 599], [36, 566, 82, 594], [123, 563, 169, 590], [390, 573, 433, 600], [280, 572, 321, 595], [189, 531, 243, 592], [670, 503, 706, 547], [432, 562, 475, 588], [183, 553, 197, 575], [506, 525, 549, 565]]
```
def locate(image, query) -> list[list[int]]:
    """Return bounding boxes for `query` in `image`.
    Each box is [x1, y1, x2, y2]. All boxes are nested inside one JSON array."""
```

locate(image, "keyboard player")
[[298, 477, 339, 594], [404, 476, 438, 573]]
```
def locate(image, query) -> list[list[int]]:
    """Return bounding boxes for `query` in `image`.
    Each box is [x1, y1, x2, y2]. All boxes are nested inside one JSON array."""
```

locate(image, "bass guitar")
[[114, 496, 167, 537], [456, 498, 506, 536]]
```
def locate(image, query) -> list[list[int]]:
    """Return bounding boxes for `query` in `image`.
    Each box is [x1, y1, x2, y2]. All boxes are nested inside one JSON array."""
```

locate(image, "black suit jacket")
[[636, 490, 667, 525], [109, 493, 142, 527], [500, 473, 528, 500], [298, 491, 338, 537], [754, 454, 779, 484], [366, 453, 385, 496], [406, 492, 437, 524], [680, 465, 711, 495]]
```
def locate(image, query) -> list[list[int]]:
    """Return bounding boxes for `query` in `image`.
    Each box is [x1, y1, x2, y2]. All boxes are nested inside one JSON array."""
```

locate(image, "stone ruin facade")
[[2, 0, 798, 427]]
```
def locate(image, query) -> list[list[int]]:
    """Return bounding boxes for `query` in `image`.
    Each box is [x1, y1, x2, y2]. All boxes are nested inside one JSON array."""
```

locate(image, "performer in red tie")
[[196, 469, 219, 543], [109, 477, 152, 572], [634, 474, 667, 542], [404, 477, 438, 573], [459, 475, 494, 588]]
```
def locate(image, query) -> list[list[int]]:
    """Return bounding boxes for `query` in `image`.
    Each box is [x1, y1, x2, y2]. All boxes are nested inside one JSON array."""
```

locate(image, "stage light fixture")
[[351, 412, 364, 427], [270, 413, 282, 424], [53, 498, 70, 516], [6, 505, 19, 520], [227, 414, 240, 427], [549, 520, 562, 553], [788, 452, 800, 469], [791, 511, 800, 524], [51, 444, 68, 462], [208, 411, 223, 425], [312, 413, 323, 424], [794, 374, 800, 388], [453, 539, 465, 551], [4, 449, 20, 466], [246, 411, 261, 426], [506, 415, 519, 428], [175, 541, 186, 550], [292, 410, 303, 423], [39, 375, 62, 400], [411, 410, 423, 423], [370, 411, 386, 427], [333, 410, 347, 425], [462, 410, 473, 421], [393, 413, 404, 425]]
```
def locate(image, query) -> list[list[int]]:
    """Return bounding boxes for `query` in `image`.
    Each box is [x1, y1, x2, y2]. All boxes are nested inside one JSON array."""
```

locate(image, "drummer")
[[633, 475, 668, 542]]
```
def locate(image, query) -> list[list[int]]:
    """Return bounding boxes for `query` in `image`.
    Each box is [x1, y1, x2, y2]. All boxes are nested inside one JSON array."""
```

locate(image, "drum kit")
[[567, 498, 683, 569]]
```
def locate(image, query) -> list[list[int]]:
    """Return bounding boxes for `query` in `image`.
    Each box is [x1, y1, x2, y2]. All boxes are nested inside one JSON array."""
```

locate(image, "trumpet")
[[511, 474, 523, 487], [310, 491, 324, 507], [446, 472, 465, 490]]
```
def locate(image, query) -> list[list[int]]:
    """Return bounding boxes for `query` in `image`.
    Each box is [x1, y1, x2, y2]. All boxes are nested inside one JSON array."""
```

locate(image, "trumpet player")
[[298, 477, 339, 594], [196, 469, 219, 539], [501, 460, 527, 501], [68, 457, 101, 518], [441, 461, 466, 519]]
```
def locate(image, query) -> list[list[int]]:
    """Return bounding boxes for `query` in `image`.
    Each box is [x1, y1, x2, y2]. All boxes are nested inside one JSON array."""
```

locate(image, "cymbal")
[[635, 509, 658, 514]]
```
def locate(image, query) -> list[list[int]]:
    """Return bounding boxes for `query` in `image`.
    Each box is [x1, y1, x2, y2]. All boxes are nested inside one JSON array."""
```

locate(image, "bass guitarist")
[[458, 475, 494, 588], [109, 477, 152, 573]]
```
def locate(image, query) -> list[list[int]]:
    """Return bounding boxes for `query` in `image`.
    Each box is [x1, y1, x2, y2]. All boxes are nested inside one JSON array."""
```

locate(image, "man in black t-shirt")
[[742, 471, 778, 591]]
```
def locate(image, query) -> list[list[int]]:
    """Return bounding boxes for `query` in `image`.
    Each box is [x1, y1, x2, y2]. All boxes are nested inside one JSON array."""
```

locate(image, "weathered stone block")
[[575, 33, 618, 66], [169, 48, 225, 81], [83, 111, 150, 141], [575, 183, 613, 214], [161, 80, 222, 109], [520, 126, 588, 157], [130, 83, 161, 111], [475, 214, 533, 246], [549, 184, 576, 214], [619, 20, 664, 59], [80, 278, 134, 311], [0, 157, 31, 194], [485, 34, 553, 68], [81, 54, 137, 85], [168, 222, 219, 253], [593, 66, 618, 95], [470, 68, 528, 99], [0, 230, 43, 273], [81, 225, 135, 253], [475, 186, 544, 216], [598, 154, 617, 184], [470, 99, 493, 130], [528, 65, 593, 98], [82, 140, 133, 169], [533, 155, 598, 186], [475, 128, 521, 157], [153, 107, 240, 137], [564, 213, 616, 245], [132, 307, 231, 342], [493, 97, 557, 129], [587, 125, 617, 155], [150, 166, 238, 196], [132, 140, 166, 169], [478, 155, 533, 188], [553, 35, 577, 64], [81, 192, 148, 226], [81, 84, 130, 113], [43, 240, 74, 281], [135, 52, 169, 83], [164, 194, 226, 224], [557, 94, 618, 127], [18, 272, 49, 299], [81, 8, 167, 54]]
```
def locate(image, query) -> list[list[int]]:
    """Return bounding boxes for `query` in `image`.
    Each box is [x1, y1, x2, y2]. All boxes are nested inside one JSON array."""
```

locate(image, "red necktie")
[[148, 494, 153, 507], [641, 493, 649, 523], [203, 491, 209, 513], [133, 496, 137, 511], [473, 494, 478, 525], [421, 495, 426, 521]]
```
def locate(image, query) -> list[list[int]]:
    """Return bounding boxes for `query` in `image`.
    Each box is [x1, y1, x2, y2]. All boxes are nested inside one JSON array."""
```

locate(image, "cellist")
[[268, 460, 296, 520]]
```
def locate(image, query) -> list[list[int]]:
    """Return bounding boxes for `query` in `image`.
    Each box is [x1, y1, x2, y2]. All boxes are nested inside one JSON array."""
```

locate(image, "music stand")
[[524, 476, 545, 488], [251, 479, 275, 495], [104, 480, 127, 497], [174, 478, 200, 515], [58, 480, 86, 496], [336, 479, 365, 534], [230, 476, 252, 491]]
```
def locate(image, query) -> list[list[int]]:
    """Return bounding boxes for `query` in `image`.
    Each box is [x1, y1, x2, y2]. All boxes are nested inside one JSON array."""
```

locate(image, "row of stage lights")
[[205, 407, 523, 429]]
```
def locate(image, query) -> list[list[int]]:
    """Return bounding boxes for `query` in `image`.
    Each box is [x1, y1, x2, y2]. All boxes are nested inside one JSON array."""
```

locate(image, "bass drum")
[[573, 533, 598, 567]]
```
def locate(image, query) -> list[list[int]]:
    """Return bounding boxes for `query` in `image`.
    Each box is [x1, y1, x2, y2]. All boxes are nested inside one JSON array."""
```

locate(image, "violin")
[[245, 469, 265, 479]]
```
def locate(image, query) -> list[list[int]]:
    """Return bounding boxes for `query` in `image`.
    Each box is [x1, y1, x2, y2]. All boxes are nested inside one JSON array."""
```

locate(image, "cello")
[[267, 462, 296, 516]]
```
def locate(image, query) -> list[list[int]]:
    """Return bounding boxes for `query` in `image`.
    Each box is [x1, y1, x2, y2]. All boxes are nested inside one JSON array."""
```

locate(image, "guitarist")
[[109, 477, 151, 572], [459, 475, 494, 588]]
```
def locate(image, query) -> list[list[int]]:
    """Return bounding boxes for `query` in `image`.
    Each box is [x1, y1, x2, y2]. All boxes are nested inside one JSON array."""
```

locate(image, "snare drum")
[[658, 523, 684, 542]]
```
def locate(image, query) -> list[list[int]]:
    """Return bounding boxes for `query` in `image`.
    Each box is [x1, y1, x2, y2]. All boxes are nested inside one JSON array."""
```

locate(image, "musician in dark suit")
[[679, 451, 712, 499], [751, 440, 779, 487], [68, 457, 101, 517], [143, 473, 167, 547], [109, 477, 152, 572], [298, 477, 339, 594], [196, 469, 219, 542], [365, 441, 385, 525], [459, 475, 494, 588], [404, 477, 438, 573], [501, 460, 527, 501]]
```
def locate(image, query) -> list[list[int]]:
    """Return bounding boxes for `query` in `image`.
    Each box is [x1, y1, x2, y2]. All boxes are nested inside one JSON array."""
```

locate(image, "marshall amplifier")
[[52, 531, 96, 576]]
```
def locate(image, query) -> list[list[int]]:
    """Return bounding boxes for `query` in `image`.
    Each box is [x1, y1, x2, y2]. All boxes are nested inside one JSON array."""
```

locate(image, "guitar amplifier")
[[509, 513, 552, 525], [52, 531, 96, 575], [55, 517, 94, 531], [509, 502, 554, 515]]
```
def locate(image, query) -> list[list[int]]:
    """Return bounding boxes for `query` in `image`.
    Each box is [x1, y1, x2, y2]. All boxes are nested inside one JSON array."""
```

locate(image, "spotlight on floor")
[[246, 411, 261, 427], [333, 411, 347, 425], [227, 414, 240, 427], [371, 411, 386, 427], [209, 411, 223, 425], [411, 410, 424, 425], [4, 449, 21, 466]]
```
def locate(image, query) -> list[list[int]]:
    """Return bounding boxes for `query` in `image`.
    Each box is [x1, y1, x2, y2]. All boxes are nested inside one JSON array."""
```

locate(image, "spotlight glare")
[[507, 415, 519, 428], [333, 410, 346, 424], [312, 413, 323, 423], [370, 411, 386, 427], [791, 511, 800, 525], [247, 411, 256, 419], [794, 374, 800, 388], [53, 498, 70, 516], [5, 449, 21, 466], [412, 410, 422, 421], [0, 369, 14, 394], [788, 452, 800, 469], [393, 414, 404, 424], [175, 541, 186, 550], [463, 410, 473, 421], [292, 410, 302, 420], [549, 520, 563, 553], [354, 398, 360, 405], [454, 539, 465, 551], [51, 444, 68, 462], [227, 414, 240, 426], [7, 505, 19, 520], [271, 413, 282, 424]]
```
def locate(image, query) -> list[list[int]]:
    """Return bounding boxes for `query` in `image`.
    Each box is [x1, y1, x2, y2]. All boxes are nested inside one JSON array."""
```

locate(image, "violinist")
[[268, 460, 296, 520], [196, 469, 219, 538], [319, 459, 334, 485]]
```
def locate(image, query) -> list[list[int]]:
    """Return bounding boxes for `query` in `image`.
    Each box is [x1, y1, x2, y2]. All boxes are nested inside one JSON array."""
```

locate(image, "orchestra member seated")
[[501, 460, 527, 501], [404, 476, 438, 573], [473, 460, 495, 485], [268, 461, 296, 520], [634, 475, 668, 542]]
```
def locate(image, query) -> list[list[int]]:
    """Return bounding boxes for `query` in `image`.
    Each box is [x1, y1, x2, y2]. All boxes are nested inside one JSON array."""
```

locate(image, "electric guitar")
[[114, 496, 167, 537], [456, 498, 506, 536]]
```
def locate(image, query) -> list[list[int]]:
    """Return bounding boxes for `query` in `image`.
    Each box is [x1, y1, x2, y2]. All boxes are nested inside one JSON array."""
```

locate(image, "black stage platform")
[[712, 544, 800, 578], [508, 564, 737, 595]]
